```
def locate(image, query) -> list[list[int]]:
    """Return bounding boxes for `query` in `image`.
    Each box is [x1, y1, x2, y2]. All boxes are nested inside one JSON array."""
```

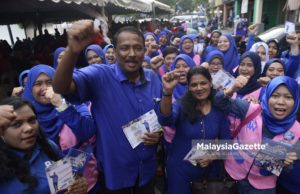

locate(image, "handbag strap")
[[232, 106, 261, 138]]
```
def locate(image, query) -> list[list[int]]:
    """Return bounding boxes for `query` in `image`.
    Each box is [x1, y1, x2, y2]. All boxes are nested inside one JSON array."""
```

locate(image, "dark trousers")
[[104, 178, 155, 194]]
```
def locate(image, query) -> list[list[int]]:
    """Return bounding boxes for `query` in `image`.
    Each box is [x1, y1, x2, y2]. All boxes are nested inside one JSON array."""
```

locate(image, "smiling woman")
[[0, 97, 88, 194]]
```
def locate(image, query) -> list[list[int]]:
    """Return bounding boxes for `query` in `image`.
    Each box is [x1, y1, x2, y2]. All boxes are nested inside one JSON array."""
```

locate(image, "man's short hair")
[[162, 46, 179, 58], [113, 26, 145, 48]]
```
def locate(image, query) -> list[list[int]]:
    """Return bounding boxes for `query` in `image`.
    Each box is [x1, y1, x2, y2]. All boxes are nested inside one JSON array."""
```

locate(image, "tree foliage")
[[158, 0, 208, 13]]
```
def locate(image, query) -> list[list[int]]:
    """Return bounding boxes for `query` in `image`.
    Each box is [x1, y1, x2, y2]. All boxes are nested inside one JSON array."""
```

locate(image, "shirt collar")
[[10, 144, 41, 162], [115, 63, 150, 84]]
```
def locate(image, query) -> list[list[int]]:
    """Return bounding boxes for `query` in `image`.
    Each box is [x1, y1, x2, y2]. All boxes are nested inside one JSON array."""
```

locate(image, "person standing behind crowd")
[[103, 44, 116, 65], [179, 35, 201, 65], [85, 44, 106, 65], [53, 20, 162, 193]]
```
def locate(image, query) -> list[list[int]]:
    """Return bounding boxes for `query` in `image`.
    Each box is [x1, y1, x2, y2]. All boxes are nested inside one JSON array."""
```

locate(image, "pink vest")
[[193, 54, 201, 66], [59, 125, 98, 192], [229, 88, 262, 131], [225, 103, 300, 189]]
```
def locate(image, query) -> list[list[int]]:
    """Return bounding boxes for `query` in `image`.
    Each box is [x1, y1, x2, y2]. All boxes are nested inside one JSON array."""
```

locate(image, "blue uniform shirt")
[[65, 64, 162, 190], [0, 142, 61, 194]]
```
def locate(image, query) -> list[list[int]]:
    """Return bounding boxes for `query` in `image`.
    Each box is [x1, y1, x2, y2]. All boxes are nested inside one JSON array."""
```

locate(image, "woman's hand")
[[44, 87, 63, 107], [11, 87, 24, 97], [248, 23, 258, 35], [197, 159, 212, 168], [284, 152, 297, 166], [142, 131, 162, 145], [150, 56, 164, 72], [67, 177, 88, 194], [162, 71, 180, 94], [257, 76, 271, 87]]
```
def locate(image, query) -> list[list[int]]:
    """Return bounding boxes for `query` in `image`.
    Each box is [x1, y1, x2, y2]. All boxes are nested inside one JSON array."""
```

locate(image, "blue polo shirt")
[[65, 64, 162, 190]]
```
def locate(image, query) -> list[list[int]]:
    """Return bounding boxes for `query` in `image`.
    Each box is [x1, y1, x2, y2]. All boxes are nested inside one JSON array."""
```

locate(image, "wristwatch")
[[56, 98, 70, 112]]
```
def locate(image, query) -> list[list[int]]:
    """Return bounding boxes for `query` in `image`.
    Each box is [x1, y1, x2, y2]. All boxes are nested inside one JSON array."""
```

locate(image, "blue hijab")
[[85, 44, 106, 64], [179, 34, 195, 59], [158, 31, 168, 53], [219, 34, 240, 75], [261, 58, 285, 77], [18, 70, 29, 87], [170, 54, 196, 100], [205, 49, 224, 64], [53, 47, 65, 69], [144, 32, 160, 58], [261, 76, 299, 135], [235, 51, 262, 96], [22, 65, 64, 141], [103, 44, 115, 65]]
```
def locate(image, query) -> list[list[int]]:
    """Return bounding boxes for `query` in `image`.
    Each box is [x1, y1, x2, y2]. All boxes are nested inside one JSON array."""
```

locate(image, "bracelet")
[[162, 90, 172, 97], [56, 98, 70, 112]]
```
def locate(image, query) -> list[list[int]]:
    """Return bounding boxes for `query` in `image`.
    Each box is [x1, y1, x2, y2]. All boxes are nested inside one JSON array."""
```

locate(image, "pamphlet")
[[123, 109, 162, 148], [211, 69, 235, 90], [254, 137, 292, 176], [45, 158, 74, 194]]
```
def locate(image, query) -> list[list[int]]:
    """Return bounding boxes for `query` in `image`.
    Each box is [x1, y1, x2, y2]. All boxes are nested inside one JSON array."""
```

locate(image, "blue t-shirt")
[[65, 64, 162, 189]]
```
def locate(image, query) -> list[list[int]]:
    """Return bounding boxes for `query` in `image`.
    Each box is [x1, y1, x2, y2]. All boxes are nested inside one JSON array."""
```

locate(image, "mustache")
[[125, 57, 138, 63]]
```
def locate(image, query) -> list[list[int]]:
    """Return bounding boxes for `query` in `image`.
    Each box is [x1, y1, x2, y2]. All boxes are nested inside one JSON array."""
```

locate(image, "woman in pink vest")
[[214, 75, 299, 194]]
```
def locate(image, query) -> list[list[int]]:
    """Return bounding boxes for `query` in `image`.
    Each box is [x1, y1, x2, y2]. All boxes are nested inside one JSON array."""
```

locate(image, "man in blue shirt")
[[53, 20, 162, 194]]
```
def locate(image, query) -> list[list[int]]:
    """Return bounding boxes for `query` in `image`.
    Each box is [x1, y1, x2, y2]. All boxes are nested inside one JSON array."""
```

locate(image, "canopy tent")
[[0, 0, 172, 25]]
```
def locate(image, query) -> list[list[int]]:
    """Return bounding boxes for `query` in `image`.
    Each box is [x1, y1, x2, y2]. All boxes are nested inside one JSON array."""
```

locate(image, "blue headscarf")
[[85, 44, 106, 64], [53, 47, 65, 69], [219, 34, 239, 75], [143, 56, 151, 66], [170, 54, 196, 100], [158, 31, 168, 53], [144, 32, 160, 58], [18, 70, 29, 87], [205, 50, 224, 64], [103, 44, 115, 65], [235, 51, 262, 96], [22, 65, 64, 141], [261, 76, 299, 135], [261, 58, 285, 77], [179, 34, 195, 59]]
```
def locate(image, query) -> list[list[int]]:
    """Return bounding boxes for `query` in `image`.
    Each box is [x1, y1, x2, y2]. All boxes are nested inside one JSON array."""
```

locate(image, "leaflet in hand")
[[211, 69, 235, 90], [123, 109, 162, 149], [45, 149, 91, 194], [183, 144, 217, 166], [254, 137, 292, 176], [45, 158, 74, 194]]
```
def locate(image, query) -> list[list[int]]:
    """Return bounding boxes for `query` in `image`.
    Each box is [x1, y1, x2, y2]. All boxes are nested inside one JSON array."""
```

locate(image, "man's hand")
[[142, 131, 162, 145], [67, 20, 99, 54]]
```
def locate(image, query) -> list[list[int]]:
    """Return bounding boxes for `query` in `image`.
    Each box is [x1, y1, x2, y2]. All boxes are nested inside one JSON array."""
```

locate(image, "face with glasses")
[[208, 57, 223, 74], [116, 31, 145, 74]]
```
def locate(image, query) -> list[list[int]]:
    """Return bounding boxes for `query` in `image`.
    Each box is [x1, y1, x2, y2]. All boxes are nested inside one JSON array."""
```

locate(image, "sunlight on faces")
[[105, 48, 116, 64], [182, 39, 194, 53], [208, 57, 223, 74], [87, 50, 102, 65], [174, 59, 190, 83], [164, 53, 177, 69], [217, 36, 230, 52], [256, 46, 267, 62], [1, 105, 39, 151], [116, 32, 145, 74], [268, 85, 294, 120], [268, 42, 278, 59], [189, 74, 212, 101], [238, 57, 255, 77], [266, 62, 284, 79], [32, 73, 52, 105]]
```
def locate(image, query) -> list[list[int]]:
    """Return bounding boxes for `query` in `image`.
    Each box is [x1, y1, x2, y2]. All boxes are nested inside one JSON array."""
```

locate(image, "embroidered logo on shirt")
[[246, 120, 257, 132]]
